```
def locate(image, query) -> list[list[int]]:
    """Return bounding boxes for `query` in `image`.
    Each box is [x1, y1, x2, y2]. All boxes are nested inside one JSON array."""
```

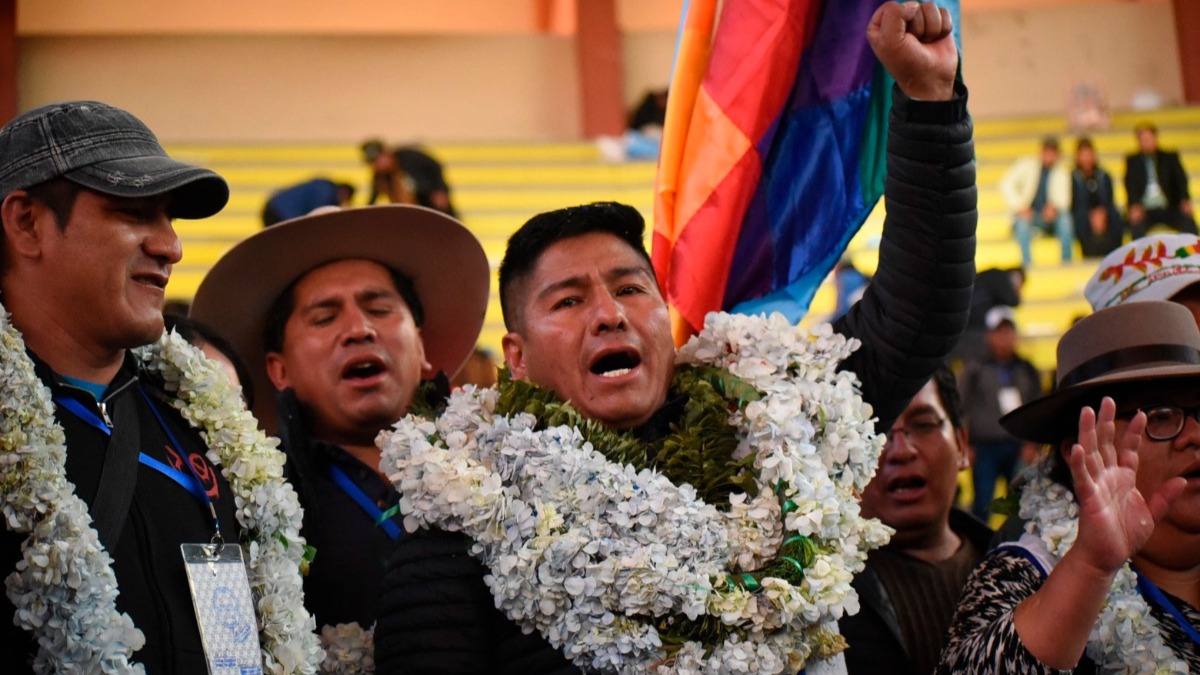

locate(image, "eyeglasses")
[[1123, 406, 1200, 441], [884, 414, 948, 449]]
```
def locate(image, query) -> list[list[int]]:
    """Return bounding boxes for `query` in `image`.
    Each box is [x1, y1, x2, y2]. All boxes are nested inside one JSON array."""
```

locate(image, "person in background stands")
[[844, 364, 991, 675], [960, 307, 1043, 522]]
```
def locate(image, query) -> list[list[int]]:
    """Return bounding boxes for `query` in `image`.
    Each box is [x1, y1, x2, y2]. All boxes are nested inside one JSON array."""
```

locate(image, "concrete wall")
[[12, 0, 1187, 142], [961, 1, 1183, 117], [18, 34, 582, 142]]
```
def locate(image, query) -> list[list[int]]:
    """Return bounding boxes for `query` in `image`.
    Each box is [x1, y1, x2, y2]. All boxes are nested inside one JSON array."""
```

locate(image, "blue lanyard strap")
[[54, 395, 111, 436], [328, 464, 403, 541], [137, 451, 210, 502], [54, 388, 223, 542], [136, 387, 223, 542], [1135, 568, 1200, 647]]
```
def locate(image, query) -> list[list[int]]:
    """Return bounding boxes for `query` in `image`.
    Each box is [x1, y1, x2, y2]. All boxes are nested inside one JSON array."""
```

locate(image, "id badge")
[[998, 386, 1023, 415], [182, 543, 264, 675]]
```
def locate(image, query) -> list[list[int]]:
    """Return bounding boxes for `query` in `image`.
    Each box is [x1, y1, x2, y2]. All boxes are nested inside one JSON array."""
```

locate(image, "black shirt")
[[299, 439, 405, 628], [1, 352, 239, 673]]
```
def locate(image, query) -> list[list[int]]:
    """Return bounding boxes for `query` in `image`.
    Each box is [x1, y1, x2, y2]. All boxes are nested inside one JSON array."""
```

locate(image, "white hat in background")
[[985, 305, 1016, 331], [1085, 234, 1200, 310]]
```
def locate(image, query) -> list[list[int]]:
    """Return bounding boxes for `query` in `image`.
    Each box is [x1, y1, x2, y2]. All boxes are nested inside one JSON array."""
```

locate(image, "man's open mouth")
[[342, 357, 386, 380], [589, 350, 641, 378], [887, 476, 927, 493]]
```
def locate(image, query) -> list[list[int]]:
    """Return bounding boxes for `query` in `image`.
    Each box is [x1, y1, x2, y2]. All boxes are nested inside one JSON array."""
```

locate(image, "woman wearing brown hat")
[[938, 301, 1200, 673]]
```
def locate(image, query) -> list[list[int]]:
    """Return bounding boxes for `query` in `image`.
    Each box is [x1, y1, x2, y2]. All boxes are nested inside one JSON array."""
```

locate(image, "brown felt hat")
[[189, 205, 490, 432], [1000, 301, 1200, 444]]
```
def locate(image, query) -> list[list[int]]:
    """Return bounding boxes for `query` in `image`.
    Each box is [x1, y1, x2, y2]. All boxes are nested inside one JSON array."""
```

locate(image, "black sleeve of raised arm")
[[834, 82, 977, 432]]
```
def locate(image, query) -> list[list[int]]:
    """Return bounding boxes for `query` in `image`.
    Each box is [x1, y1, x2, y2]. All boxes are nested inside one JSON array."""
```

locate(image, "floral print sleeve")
[[937, 548, 1082, 675]]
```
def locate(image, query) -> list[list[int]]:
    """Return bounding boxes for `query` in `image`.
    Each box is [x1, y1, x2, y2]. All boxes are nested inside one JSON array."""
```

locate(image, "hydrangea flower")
[[0, 302, 323, 673], [379, 312, 887, 674]]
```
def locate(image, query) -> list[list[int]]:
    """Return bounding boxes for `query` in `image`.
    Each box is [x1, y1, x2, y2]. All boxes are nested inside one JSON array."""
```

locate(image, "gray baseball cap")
[[0, 101, 229, 219]]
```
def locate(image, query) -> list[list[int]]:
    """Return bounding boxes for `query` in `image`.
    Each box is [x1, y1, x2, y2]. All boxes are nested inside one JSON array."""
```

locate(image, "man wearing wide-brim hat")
[[941, 300, 1200, 671], [190, 204, 489, 653]]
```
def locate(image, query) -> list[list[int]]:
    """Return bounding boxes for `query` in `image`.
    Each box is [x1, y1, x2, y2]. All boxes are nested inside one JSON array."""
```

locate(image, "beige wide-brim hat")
[[189, 204, 490, 432], [1000, 301, 1200, 444]]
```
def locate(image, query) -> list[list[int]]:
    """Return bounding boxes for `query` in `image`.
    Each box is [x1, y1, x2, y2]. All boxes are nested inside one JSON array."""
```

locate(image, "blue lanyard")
[[52, 388, 222, 541], [137, 388, 222, 542], [1135, 568, 1200, 647], [54, 395, 112, 436], [328, 464, 402, 541]]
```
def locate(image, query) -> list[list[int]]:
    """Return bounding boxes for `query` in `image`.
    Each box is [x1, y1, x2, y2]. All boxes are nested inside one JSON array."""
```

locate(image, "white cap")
[[1085, 234, 1200, 310], [985, 306, 1016, 331]]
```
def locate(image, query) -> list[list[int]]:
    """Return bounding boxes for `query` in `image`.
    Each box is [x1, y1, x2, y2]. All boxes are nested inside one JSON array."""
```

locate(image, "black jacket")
[[842, 509, 993, 675], [1125, 149, 1191, 208], [0, 352, 240, 673], [834, 82, 976, 433], [274, 381, 448, 631], [374, 84, 978, 675]]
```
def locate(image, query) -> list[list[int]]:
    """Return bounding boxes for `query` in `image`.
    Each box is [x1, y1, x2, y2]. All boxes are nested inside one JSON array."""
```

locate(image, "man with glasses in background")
[[843, 365, 992, 675]]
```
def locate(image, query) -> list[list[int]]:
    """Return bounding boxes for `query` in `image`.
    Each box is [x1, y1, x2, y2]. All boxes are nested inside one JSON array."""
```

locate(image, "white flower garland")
[[380, 312, 890, 674], [0, 305, 324, 673], [319, 622, 374, 674], [1019, 460, 1188, 674]]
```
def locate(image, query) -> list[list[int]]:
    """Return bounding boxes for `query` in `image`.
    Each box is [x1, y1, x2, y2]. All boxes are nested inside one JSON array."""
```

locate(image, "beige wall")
[[12, 0, 1188, 142], [623, 31, 675, 105], [17, 0, 545, 35], [961, 1, 1183, 117], [19, 34, 582, 142]]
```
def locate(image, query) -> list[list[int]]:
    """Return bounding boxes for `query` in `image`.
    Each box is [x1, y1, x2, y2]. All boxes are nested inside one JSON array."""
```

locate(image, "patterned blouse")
[[938, 547, 1200, 673]]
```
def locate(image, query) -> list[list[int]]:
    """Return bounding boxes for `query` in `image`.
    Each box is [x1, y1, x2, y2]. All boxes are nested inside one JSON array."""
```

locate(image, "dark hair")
[[1041, 136, 1060, 152], [1134, 121, 1158, 136], [165, 314, 256, 409], [1075, 136, 1094, 153], [928, 363, 965, 432], [262, 260, 425, 353], [361, 139, 386, 162], [498, 202, 651, 331], [335, 183, 356, 204], [24, 177, 82, 230]]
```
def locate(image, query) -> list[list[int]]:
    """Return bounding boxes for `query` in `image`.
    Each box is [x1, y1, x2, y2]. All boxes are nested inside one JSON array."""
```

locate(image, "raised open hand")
[[867, 1, 957, 102], [1069, 397, 1185, 573]]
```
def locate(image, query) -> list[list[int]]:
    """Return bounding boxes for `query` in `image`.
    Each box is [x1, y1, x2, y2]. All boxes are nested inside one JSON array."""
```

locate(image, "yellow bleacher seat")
[[165, 104, 1200, 375]]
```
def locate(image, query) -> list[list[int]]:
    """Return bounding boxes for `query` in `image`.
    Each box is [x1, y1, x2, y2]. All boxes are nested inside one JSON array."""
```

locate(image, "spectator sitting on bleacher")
[[1001, 136, 1073, 266], [1085, 233, 1200, 325], [1072, 137, 1125, 258], [596, 88, 669, 163], [262, 177, 355, 227], [1125, 122, 1197, 238]]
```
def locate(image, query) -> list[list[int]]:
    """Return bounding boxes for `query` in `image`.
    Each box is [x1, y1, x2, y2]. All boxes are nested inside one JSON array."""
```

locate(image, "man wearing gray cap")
[[0, 102, 321, 673]]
